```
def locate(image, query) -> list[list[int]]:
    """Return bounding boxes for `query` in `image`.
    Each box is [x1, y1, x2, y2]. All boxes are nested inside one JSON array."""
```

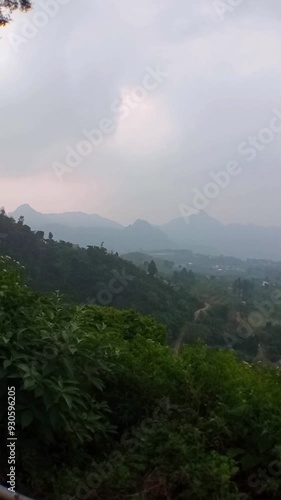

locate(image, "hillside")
[[1, 258, 281, 499], [0, 209, 199, 337], [9, 205, 175, 254], [4, 209, 281, 364]]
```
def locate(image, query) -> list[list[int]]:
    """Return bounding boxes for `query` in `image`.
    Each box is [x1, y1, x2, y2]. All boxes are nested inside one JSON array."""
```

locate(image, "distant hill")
[[10, 204, 123, 229], [0, 210, 199, 337], [160, 213, 281, 261], [121, 219, 176, 252], [9, 205, 281, 260], [9, 205, 176, 253], [160, 213, 222, 255]]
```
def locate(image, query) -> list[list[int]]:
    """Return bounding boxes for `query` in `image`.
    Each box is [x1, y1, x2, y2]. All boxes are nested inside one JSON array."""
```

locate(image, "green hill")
[[1, 257, 281, 499], [0, 209, 199, 339]]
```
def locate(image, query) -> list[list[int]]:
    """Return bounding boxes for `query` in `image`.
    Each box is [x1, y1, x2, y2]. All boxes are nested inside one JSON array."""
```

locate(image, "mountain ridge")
[[10, 204, 123, 230], [8, 205, 281, 261]]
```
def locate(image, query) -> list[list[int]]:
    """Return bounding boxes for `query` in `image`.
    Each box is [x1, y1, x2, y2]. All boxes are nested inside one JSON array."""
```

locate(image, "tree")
[[35, 230, 44, 240], [0, 0, 31, 26], [188, 269, 195, 284], [241, 279, 253, 298], [233, 277, 241, 296], [164, 260, 174, 271], [100, 241, 107, 254], [148, 260, 157, 277], [17, 215, 25, 225], [180, 266, 188, 280], [48, 232, 53, 240]]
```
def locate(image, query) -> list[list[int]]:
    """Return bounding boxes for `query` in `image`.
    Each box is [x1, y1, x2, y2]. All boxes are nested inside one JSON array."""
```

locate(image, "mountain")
[[9, 204, 123, 229], [8, 205, 281, 260], [9, 206, 175, 254], [160, 213, 281, 261], [121, 219, 176, 252], [160, 213, 222, 255]]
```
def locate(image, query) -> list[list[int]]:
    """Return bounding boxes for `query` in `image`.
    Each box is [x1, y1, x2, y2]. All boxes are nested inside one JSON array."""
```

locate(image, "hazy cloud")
[[0, 0, 281, 225]]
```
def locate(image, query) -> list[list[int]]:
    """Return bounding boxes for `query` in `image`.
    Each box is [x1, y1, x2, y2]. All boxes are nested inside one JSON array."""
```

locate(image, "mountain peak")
[[15, 204, 36, 212], [132, 219, 152, 228]]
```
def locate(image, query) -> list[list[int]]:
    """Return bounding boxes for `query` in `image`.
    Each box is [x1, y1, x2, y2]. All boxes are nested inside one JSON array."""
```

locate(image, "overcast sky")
[[1, 0, 281, 225]]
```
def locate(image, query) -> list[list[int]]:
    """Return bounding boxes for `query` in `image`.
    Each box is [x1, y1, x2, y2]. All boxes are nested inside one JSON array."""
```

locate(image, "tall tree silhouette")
[[148, 260, 158, 277]]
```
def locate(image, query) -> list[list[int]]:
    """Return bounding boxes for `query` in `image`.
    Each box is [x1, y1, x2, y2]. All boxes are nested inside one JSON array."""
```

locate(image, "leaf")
[[69, 346, 78, 355], [21, 410, 34, 428], [18, 363, 30, 373], [34, 387, 44, 398], [62, 394, 73, 409], [258, 434, 275, 454], [241, 454, 261, 471], [3, 359, 12, 369], [227, 405, 247, 417], [23, 378, 36, 390], [88, 377, 104, 391], [231, 466, 240, 475], [48, 408, 59, 428], [18, 328, 29, 334], [227, 448, 244, 458]]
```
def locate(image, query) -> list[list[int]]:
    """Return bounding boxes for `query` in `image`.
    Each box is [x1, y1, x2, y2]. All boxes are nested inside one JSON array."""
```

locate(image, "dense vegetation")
[[0, 210, 199, 340], [1, 210, 281, 498], [1, 257, 281, 499], [125, 248, 281, 364], [2, 209, 281, 364]]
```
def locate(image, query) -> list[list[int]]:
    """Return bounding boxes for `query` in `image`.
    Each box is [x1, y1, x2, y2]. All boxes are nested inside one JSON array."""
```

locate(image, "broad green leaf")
[[62, 394, 73, 409], [3, 359, 12, 369]]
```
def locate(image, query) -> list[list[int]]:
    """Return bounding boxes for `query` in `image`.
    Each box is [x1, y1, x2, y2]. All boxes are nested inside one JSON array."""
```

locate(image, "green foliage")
[[257, 323, 281, 362], [81, 306, 167, 344], [0, 258, 115, 491], [1, 262, 281, 499], [0, 211, 199, 338], [148, 260, 158, 277], [173, 267, 196, 286]]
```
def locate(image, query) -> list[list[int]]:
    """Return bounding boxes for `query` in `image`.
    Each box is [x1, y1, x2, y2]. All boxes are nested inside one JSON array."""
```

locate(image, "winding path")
[[194, 303, 210, 321], [174, 303, 210, 356]]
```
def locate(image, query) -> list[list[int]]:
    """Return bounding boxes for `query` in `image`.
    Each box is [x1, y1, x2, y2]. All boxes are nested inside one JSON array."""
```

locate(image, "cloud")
[[0, 170, 110, 214], [0, 0, 281, 225]]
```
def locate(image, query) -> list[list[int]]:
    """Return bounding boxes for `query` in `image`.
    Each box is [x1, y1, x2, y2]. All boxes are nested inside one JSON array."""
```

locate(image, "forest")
[[0, 211, 281, 499]]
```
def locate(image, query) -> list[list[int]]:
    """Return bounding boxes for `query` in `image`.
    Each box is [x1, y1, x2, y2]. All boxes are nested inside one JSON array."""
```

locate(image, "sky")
[[0, 0, 281, 226]]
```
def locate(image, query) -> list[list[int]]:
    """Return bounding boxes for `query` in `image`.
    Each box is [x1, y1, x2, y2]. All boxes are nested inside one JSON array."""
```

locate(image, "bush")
[[1, 260, 281, 499]]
